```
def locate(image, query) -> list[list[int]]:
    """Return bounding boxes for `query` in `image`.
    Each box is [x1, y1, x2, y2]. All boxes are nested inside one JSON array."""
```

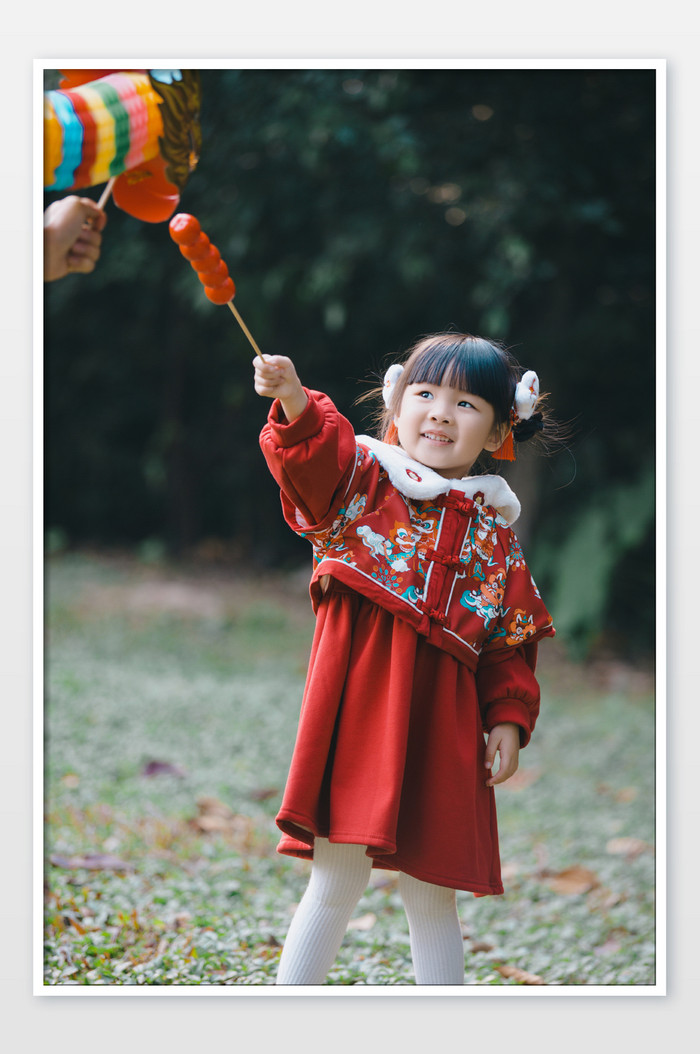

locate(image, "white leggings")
[[276, 838, 465, 985]]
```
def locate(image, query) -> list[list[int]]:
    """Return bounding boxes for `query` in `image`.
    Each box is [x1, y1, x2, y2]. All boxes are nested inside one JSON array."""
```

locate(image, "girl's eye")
[[417, 390, 433, 399], [458, 400, 474, 409]]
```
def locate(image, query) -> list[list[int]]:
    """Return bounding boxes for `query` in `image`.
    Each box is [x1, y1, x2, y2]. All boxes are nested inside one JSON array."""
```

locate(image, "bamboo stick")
[[227, 300, 266, 361], [97, 177, 116, 210]]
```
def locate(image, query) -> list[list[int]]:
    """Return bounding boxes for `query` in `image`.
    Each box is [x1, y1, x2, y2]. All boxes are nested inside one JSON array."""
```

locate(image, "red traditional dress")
[[260, 389, 555, 895]]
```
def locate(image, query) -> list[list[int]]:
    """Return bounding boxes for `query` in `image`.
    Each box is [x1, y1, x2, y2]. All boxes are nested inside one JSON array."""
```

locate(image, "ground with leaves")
[[43, 552, 656, 987]]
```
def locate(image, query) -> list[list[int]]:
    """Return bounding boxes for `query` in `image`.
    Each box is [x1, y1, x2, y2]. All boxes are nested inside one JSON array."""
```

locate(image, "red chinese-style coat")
[[260, 389, 555, 894]]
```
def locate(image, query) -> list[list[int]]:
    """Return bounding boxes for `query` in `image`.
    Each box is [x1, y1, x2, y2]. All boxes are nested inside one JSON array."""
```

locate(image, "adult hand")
[[44, 195, 107, 281]]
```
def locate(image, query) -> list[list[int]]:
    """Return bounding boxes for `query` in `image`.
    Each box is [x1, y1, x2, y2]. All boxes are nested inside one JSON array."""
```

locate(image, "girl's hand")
[[253, 355, 308, 423], [484, 723, 520, 786]]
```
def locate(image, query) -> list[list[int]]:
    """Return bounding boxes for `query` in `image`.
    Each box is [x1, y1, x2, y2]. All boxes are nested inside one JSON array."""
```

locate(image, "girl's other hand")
[[484, 723, 520, 786], [253, 355, 308, 423]]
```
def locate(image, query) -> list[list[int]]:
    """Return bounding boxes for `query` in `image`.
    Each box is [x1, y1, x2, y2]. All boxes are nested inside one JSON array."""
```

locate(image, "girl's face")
[[394, 382, 503, 478]]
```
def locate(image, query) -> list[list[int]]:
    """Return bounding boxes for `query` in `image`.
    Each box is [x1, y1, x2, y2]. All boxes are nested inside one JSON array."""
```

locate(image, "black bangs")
[[404, 336, 517, 424]]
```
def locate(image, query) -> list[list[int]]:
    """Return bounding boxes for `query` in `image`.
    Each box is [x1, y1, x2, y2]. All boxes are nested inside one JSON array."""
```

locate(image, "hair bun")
[[513, 411, 544, 443], [514, 370, 540, 421], [382, 363, 405, 408]]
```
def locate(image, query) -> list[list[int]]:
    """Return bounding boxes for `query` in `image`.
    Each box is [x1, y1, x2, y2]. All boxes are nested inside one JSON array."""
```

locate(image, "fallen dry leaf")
[[606, 837, 653, 858], [587, 886, 625, 912], [193, 814, 233, 833], [189, 798, 256, 846], [50, 852, 135, 872], [249, 787, 279, 802], [196, 796, 234, 818], [546, 865, 599, 895], [141, 759, 187, 779], [347, 913, 377, 931], [469, 940, 495, 953], [496, 964, 545, 985], [614, 787, 639, 803], [596, 783, 639, 804]]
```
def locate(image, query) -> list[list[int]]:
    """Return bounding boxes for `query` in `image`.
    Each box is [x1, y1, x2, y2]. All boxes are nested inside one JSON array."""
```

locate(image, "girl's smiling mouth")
[[421, 431, 453, 444]]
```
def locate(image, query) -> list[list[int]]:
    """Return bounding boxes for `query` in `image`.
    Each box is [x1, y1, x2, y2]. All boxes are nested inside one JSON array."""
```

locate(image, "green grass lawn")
[[43, 551, 657, 987]]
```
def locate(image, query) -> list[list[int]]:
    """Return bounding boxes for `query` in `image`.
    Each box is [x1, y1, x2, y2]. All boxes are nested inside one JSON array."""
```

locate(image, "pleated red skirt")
[[276, 582, 503, 894]]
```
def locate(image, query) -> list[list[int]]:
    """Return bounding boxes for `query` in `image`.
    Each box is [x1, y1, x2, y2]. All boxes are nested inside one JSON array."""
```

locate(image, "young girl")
[[253, 332, 555, 985]]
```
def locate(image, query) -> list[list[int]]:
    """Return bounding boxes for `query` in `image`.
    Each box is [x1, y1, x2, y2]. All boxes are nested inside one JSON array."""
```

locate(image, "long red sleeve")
[[475, 641, 541, 746], [259, 389, 359, 533]]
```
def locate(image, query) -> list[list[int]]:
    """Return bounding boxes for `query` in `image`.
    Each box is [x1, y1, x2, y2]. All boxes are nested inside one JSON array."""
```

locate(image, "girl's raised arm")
[[258, 380, 361, 538]]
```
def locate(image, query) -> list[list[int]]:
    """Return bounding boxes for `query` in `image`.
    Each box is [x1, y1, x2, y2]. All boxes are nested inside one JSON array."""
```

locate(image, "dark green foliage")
[[44, 67, 656, 654]]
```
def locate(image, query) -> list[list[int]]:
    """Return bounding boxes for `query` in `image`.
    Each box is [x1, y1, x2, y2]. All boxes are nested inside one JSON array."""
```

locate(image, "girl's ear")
[[483, 422, 509, 452]]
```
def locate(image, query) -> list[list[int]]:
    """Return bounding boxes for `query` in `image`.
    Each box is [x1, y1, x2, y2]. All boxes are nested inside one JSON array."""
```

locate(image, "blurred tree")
[[44, 67, 656, 655]]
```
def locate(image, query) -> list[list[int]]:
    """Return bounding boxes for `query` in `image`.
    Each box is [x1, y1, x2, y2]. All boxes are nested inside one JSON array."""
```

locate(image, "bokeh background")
[[44, 66, 656, 659]]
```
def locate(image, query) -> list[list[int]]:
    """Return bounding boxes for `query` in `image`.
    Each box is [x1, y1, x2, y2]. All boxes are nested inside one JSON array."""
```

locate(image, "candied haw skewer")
[[169, 213, 265, 359]]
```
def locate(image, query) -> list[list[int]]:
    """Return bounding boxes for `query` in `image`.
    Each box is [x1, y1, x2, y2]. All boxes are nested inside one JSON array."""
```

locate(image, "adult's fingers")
[[79, 197, 107, 231]]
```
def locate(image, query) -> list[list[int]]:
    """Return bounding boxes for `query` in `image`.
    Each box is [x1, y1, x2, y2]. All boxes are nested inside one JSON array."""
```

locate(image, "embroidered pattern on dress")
[[503, 608, 538, 645], [356, 503, 441, 590], [300, 439, 551, 655], [459, 566, 506, 631]]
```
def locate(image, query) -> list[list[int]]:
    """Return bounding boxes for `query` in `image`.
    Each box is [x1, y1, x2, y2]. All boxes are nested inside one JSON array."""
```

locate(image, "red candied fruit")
[[180, 233, 212, 260], [190, 246, 222, 272], [169, 213, 201, 246], [196, 260, 229, 285], [205, 277, 236, 304]]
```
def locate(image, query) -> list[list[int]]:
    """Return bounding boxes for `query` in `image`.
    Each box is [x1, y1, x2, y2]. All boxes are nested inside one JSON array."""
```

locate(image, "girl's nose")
[[429, 401, 453, 423]]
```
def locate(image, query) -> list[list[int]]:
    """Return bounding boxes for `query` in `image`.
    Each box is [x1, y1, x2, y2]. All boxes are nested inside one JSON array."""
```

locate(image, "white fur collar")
[[356, 435, 521, 526]]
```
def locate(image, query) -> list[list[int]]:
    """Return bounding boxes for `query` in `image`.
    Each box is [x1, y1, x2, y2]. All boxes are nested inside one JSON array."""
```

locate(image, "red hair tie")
[[493, 370, 540, 461], [492, 409, 517, 461]]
